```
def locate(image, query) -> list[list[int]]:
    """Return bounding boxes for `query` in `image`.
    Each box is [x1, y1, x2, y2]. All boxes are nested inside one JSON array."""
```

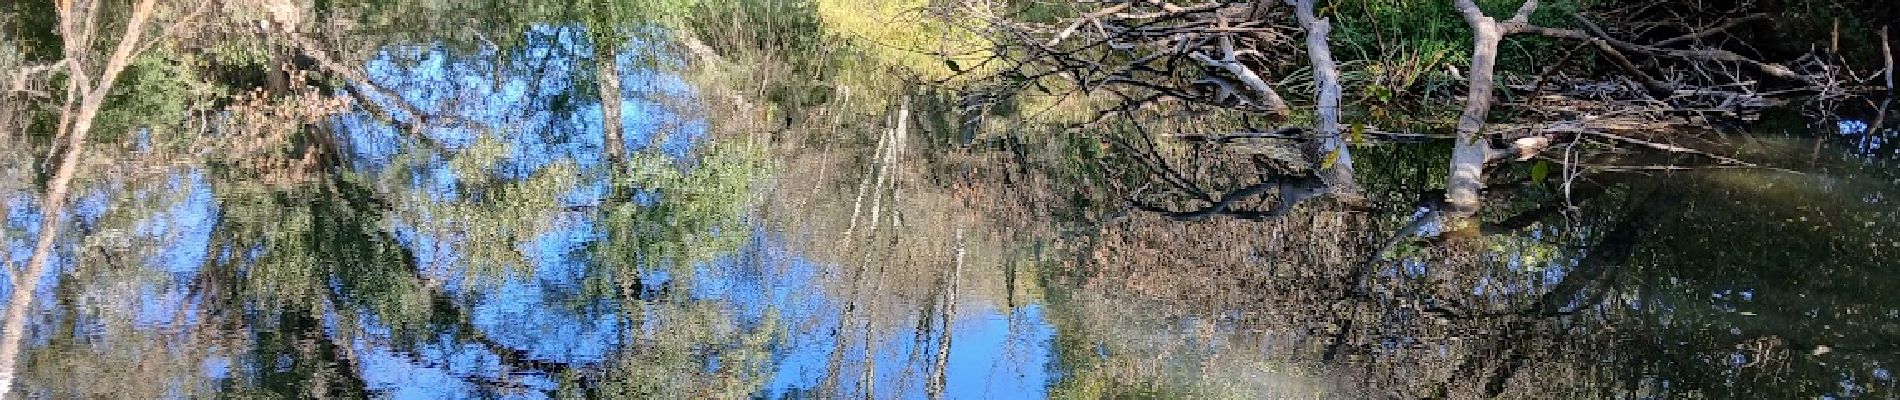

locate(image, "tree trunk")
[[1445, 0, 1536, 216], [925, 227, 963, 400], [1, 0, 161, 393], [1291, 0, 1363, 203], [596, 42, 627, 167]]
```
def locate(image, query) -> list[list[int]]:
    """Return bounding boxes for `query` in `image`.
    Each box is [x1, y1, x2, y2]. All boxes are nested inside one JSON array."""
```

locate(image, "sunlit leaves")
[[1320, 149, 1341, 170], [813, 0, 995, 82]]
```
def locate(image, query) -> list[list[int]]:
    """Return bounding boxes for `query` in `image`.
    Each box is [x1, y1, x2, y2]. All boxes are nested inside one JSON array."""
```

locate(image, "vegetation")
[[0, 0, 1895, 398]]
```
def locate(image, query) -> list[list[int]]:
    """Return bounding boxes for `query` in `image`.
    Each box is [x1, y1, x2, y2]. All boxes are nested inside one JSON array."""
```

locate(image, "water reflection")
[[4, 13, 1899, 400]]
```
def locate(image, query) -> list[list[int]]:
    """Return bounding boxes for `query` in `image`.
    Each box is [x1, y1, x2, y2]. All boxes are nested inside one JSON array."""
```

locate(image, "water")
[[2, 4, 1898, 399]]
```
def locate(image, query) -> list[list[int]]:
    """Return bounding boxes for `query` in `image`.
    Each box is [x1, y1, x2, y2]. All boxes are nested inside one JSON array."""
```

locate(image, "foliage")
[[92, 51, 225, 145], [600, 141, 768, 283], [1328, 0, 1589, 112], [590, 301, 780, 398], [811, 0, 996, 82]]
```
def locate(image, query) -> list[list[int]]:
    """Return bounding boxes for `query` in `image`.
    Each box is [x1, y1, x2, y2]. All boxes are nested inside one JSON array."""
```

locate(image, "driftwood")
[[1288, 0, 1362, 203]]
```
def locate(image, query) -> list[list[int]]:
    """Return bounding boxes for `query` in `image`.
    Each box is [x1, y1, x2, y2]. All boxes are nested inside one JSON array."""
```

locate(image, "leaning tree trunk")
[[1445, 0, 1542, 216], [0, 0, 165, 393], [1290, 0, 1364, 203], [590, 0, 627, 169]]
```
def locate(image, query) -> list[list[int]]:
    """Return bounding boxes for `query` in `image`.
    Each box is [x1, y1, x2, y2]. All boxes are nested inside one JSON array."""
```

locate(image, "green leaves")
[[1530, 160, 1552, 183]]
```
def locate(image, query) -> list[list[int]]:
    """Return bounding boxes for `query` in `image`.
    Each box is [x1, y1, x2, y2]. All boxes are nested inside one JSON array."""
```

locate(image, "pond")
[[1, 1, 1897, 398]]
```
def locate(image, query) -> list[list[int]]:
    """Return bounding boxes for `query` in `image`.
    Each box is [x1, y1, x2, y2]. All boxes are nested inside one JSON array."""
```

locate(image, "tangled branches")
[[967, 0, 1886, 219]]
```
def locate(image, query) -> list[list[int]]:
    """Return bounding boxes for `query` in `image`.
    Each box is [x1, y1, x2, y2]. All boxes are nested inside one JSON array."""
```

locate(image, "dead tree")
[[1438, 0, 1865, 215], [1442, 0, 1539, 215]]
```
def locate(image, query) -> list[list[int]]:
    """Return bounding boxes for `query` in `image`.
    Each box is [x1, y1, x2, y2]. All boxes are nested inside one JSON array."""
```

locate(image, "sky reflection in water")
[[184, 25, 1050, 398], [9, 20, 1900, 400]]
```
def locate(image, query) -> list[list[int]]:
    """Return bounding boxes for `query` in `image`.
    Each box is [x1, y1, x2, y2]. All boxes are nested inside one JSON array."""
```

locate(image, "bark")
[[1189, 48, 1293, 116], [1445, 0, 1539, 216], [594, 35, 628, 167], [596, 52, 627, 166], [1289, 0, 1363, 203], [1, 0, 161, 393]]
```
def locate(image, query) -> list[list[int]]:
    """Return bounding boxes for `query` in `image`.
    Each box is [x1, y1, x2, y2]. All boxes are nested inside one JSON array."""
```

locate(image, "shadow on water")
[[2, 8, 1898, 400]]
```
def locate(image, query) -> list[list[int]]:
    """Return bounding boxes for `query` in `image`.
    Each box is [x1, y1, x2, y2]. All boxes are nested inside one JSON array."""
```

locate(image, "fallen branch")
[[1289, 0, 1362, 202], [1132, 175, 1328, 221], [1165, 127, 1450, 144]]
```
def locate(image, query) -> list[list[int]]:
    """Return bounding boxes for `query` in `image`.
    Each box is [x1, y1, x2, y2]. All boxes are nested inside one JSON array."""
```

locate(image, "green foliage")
[[600, 141, 769, 282], [381, 136, 585, 283], [589, 302, 779, 398], [1320, 0, 1590, 111], [93, 51, 223, 145], [811, 0, 996, 82], [1332, 0, 1587, 67], [1, 2, 63, 62]]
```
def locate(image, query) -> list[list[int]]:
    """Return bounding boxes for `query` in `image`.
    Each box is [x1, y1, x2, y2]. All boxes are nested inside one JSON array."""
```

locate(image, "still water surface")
[[2, 15, 1897, 400]]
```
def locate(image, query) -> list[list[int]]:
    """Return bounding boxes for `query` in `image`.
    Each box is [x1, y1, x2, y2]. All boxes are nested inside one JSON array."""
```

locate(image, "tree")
[[1, 0, 210, 393]]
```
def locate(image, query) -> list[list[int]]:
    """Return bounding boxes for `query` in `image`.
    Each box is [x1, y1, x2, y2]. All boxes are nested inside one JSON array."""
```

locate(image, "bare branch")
[[1188, 50, 1292, 115], [1652, 13, 1769, 47], [1509, 0, 1540, 24], [1132, 175, 1328, 221]]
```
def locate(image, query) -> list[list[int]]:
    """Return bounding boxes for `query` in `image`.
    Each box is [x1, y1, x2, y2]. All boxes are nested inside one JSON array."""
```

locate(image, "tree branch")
[[1132, 175, 1327, 221]]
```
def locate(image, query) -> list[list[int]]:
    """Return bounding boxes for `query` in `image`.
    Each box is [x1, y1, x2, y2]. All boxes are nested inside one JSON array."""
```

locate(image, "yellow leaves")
[[1320, 149, 1341, 170], [814, 0, 993, 82], [1348, 122, 1367, 145]]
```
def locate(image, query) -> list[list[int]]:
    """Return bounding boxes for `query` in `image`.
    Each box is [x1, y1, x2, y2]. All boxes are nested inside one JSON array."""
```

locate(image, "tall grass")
[[1318, 0, 1592, 129]]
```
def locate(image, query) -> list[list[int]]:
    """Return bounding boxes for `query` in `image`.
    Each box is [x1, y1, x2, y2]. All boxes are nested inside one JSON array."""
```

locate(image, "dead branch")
[[1444, 0, 1511, 215], [1132, 175, 1327, 221], [979, 0, 1854, 219]]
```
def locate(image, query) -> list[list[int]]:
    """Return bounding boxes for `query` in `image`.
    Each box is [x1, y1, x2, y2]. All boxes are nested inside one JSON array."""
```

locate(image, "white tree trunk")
[[1445, 0, 1538, 215], [1290, 0, 1363, 202]]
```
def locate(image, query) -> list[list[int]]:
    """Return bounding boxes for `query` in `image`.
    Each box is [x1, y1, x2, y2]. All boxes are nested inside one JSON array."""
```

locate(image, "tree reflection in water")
[[0, 1, 1896, 398]]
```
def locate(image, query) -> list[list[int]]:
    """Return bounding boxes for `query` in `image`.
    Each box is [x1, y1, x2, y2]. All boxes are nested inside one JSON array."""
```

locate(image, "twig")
[[1573, 129, 1755, 166], [1165, 127, 1451, 144], [1653, 14, 1768, 47]]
